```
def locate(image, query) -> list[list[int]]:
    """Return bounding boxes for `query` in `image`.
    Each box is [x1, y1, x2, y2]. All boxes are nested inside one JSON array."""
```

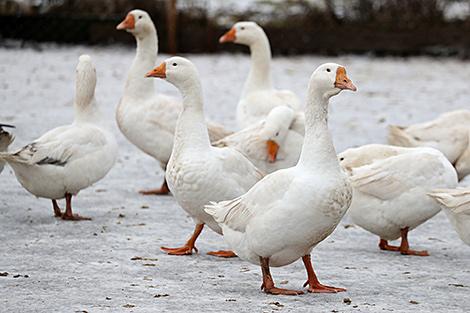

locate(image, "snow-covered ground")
[[0, 45, 469, 312]]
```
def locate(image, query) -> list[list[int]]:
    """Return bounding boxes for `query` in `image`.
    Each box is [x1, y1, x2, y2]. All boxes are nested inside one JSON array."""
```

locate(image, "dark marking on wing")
[[37, 157, 67, 167]]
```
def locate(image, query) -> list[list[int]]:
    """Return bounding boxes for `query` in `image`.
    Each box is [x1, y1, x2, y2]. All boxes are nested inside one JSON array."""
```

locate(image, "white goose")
[[116, 10, 231, 195], [206, 63, 356, 295], [0, 124, 15, 174], [388, 110, 470, 180], [213, 105, 303, 174], [219, 21, 302, 130], [428, 176, 470, 246], [146, 57, 263, 257], [0, 55, 117, 220], [339, 144, 458, 255]]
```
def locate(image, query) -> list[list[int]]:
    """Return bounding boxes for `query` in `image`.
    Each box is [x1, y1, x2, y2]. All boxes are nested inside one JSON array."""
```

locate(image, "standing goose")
[[388, 110, 470, 180], [0, 124, 15, 174], [219, 21, 302, 129], [213, 105, 303, 174], [146, 57, 263, 257], [339, 144, 458, 255], [0, 55, 117, 220], [116, 10, 231, 195], [206, 63, 356, 295], [429, 177, 470, 246]]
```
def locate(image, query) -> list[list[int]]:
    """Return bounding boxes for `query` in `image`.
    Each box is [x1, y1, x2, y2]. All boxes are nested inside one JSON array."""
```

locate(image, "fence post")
[[166, 0, 178, 54]]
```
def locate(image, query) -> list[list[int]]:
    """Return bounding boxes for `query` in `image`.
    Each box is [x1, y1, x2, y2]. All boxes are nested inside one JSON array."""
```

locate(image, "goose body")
[[206, 63, 356, 295], [339, 144, 458, 254], [220, 21, 302, 129], [116, 10, 231, 194], [0, 55, 117, 220], [213, 106, 303, 174], [388, 110, 470, 180], [429, 176, 470, 245], [146, 57, 262, 256], [0, 124, 14, 174]]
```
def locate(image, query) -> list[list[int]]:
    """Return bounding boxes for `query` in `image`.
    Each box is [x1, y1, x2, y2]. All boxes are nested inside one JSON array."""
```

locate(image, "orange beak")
[[145, 62, 166, 78], [334, 67, 357, 91], [219, 28, 237, 43], [266, 140, 280, 163], [116, 14, 135, 30]]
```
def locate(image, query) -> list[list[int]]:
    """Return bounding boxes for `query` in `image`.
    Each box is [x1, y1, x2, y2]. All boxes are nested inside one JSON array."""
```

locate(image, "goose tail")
[[388, 125, 414, 147]]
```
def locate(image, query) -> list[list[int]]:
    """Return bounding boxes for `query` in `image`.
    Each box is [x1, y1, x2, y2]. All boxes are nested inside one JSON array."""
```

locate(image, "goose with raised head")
[[219, 21, 302, 130], [205, 63, 356, 295], [339, 144, 458, 255], [429, 177, 470, 246], [388, 110, 470, 180], [146, 57, 263, 257], [0, 124, 15, 174], [213, 105, 303, 174], [116, 9, 232, 195], [0, 55, 117, 220]]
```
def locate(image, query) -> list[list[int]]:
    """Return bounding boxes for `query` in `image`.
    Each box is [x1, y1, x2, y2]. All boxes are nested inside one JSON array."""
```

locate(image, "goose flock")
[[1, 9, 469, 297]]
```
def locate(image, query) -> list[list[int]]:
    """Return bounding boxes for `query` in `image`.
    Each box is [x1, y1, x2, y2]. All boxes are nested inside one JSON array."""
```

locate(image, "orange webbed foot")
[[61, 213, 92, 221], [161, 245, 197, 256], [400, 249, 429, 257], [303, 281, 346, 293], [262, 285, 304, 296], [207, 250, 237, 258]]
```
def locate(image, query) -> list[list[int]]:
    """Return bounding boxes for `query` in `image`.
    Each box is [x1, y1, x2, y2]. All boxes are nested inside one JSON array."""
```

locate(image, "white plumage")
[[116, 9, 231, 195], [146, 56, 263, 257], [206, 63, 357, 295], [219, 21, 303, 130], [339, 144, 458, 255], [213, 106, 303, 174], [0, 55, 117, 220], [429, 176, 470, 245], [388, 110, 470, 180]]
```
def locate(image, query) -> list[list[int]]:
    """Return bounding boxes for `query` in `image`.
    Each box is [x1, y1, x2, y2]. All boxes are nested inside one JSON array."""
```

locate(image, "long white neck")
[[123, 29, 158, 101], [242, 33, 273, 97], [74, 82, 100, 124], [298, 88, 339, 170], [173, 79, 211, 153]]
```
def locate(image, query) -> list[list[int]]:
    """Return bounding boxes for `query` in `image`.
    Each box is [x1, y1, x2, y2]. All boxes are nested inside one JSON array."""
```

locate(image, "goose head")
[[75, 55, 96, 108], [309, 63, 357, 99], [145, 56, 199, 92], [260, 106, 295, 163], [219, 21, 265, 46], [116, 9, 155, 37]]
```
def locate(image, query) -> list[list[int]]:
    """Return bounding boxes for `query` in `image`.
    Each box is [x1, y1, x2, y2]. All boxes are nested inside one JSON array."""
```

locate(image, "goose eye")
[[275, 132, 279, 136], [339, 157, 344, 161], [138, 15, 143, 19], [240, 27, 245, 30], [172, 63, 177, 66], [326, 68, 331, 72]]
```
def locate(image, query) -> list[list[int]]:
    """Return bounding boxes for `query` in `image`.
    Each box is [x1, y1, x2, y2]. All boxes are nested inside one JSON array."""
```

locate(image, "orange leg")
[[161, 224, 204, 256], [302, 255, 346, 293], [260, 257, 304, 295], [52, 200, 62, 217], [139, 179, 170, 195], [379, 239, 400, 251], [61, 193, 92, 221], [399, 227, 429, 256], [207, 250, 237, 258]]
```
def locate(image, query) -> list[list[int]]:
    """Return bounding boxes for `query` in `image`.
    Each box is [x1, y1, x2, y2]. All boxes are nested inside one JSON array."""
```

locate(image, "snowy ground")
[[0, 45, 469, 313]]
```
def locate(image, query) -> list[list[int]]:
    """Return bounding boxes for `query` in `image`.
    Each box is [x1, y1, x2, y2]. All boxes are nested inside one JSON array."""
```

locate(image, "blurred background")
[[1, 0, 470, 57]]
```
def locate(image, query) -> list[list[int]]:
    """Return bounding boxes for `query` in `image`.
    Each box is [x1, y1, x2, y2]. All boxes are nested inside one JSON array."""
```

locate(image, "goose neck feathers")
[[162, 57, 211, 151], [243, 34, 273, 96], [74, 55, 100, 124], [298, 64, 349, 170], [123, 14, 158, 101]]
